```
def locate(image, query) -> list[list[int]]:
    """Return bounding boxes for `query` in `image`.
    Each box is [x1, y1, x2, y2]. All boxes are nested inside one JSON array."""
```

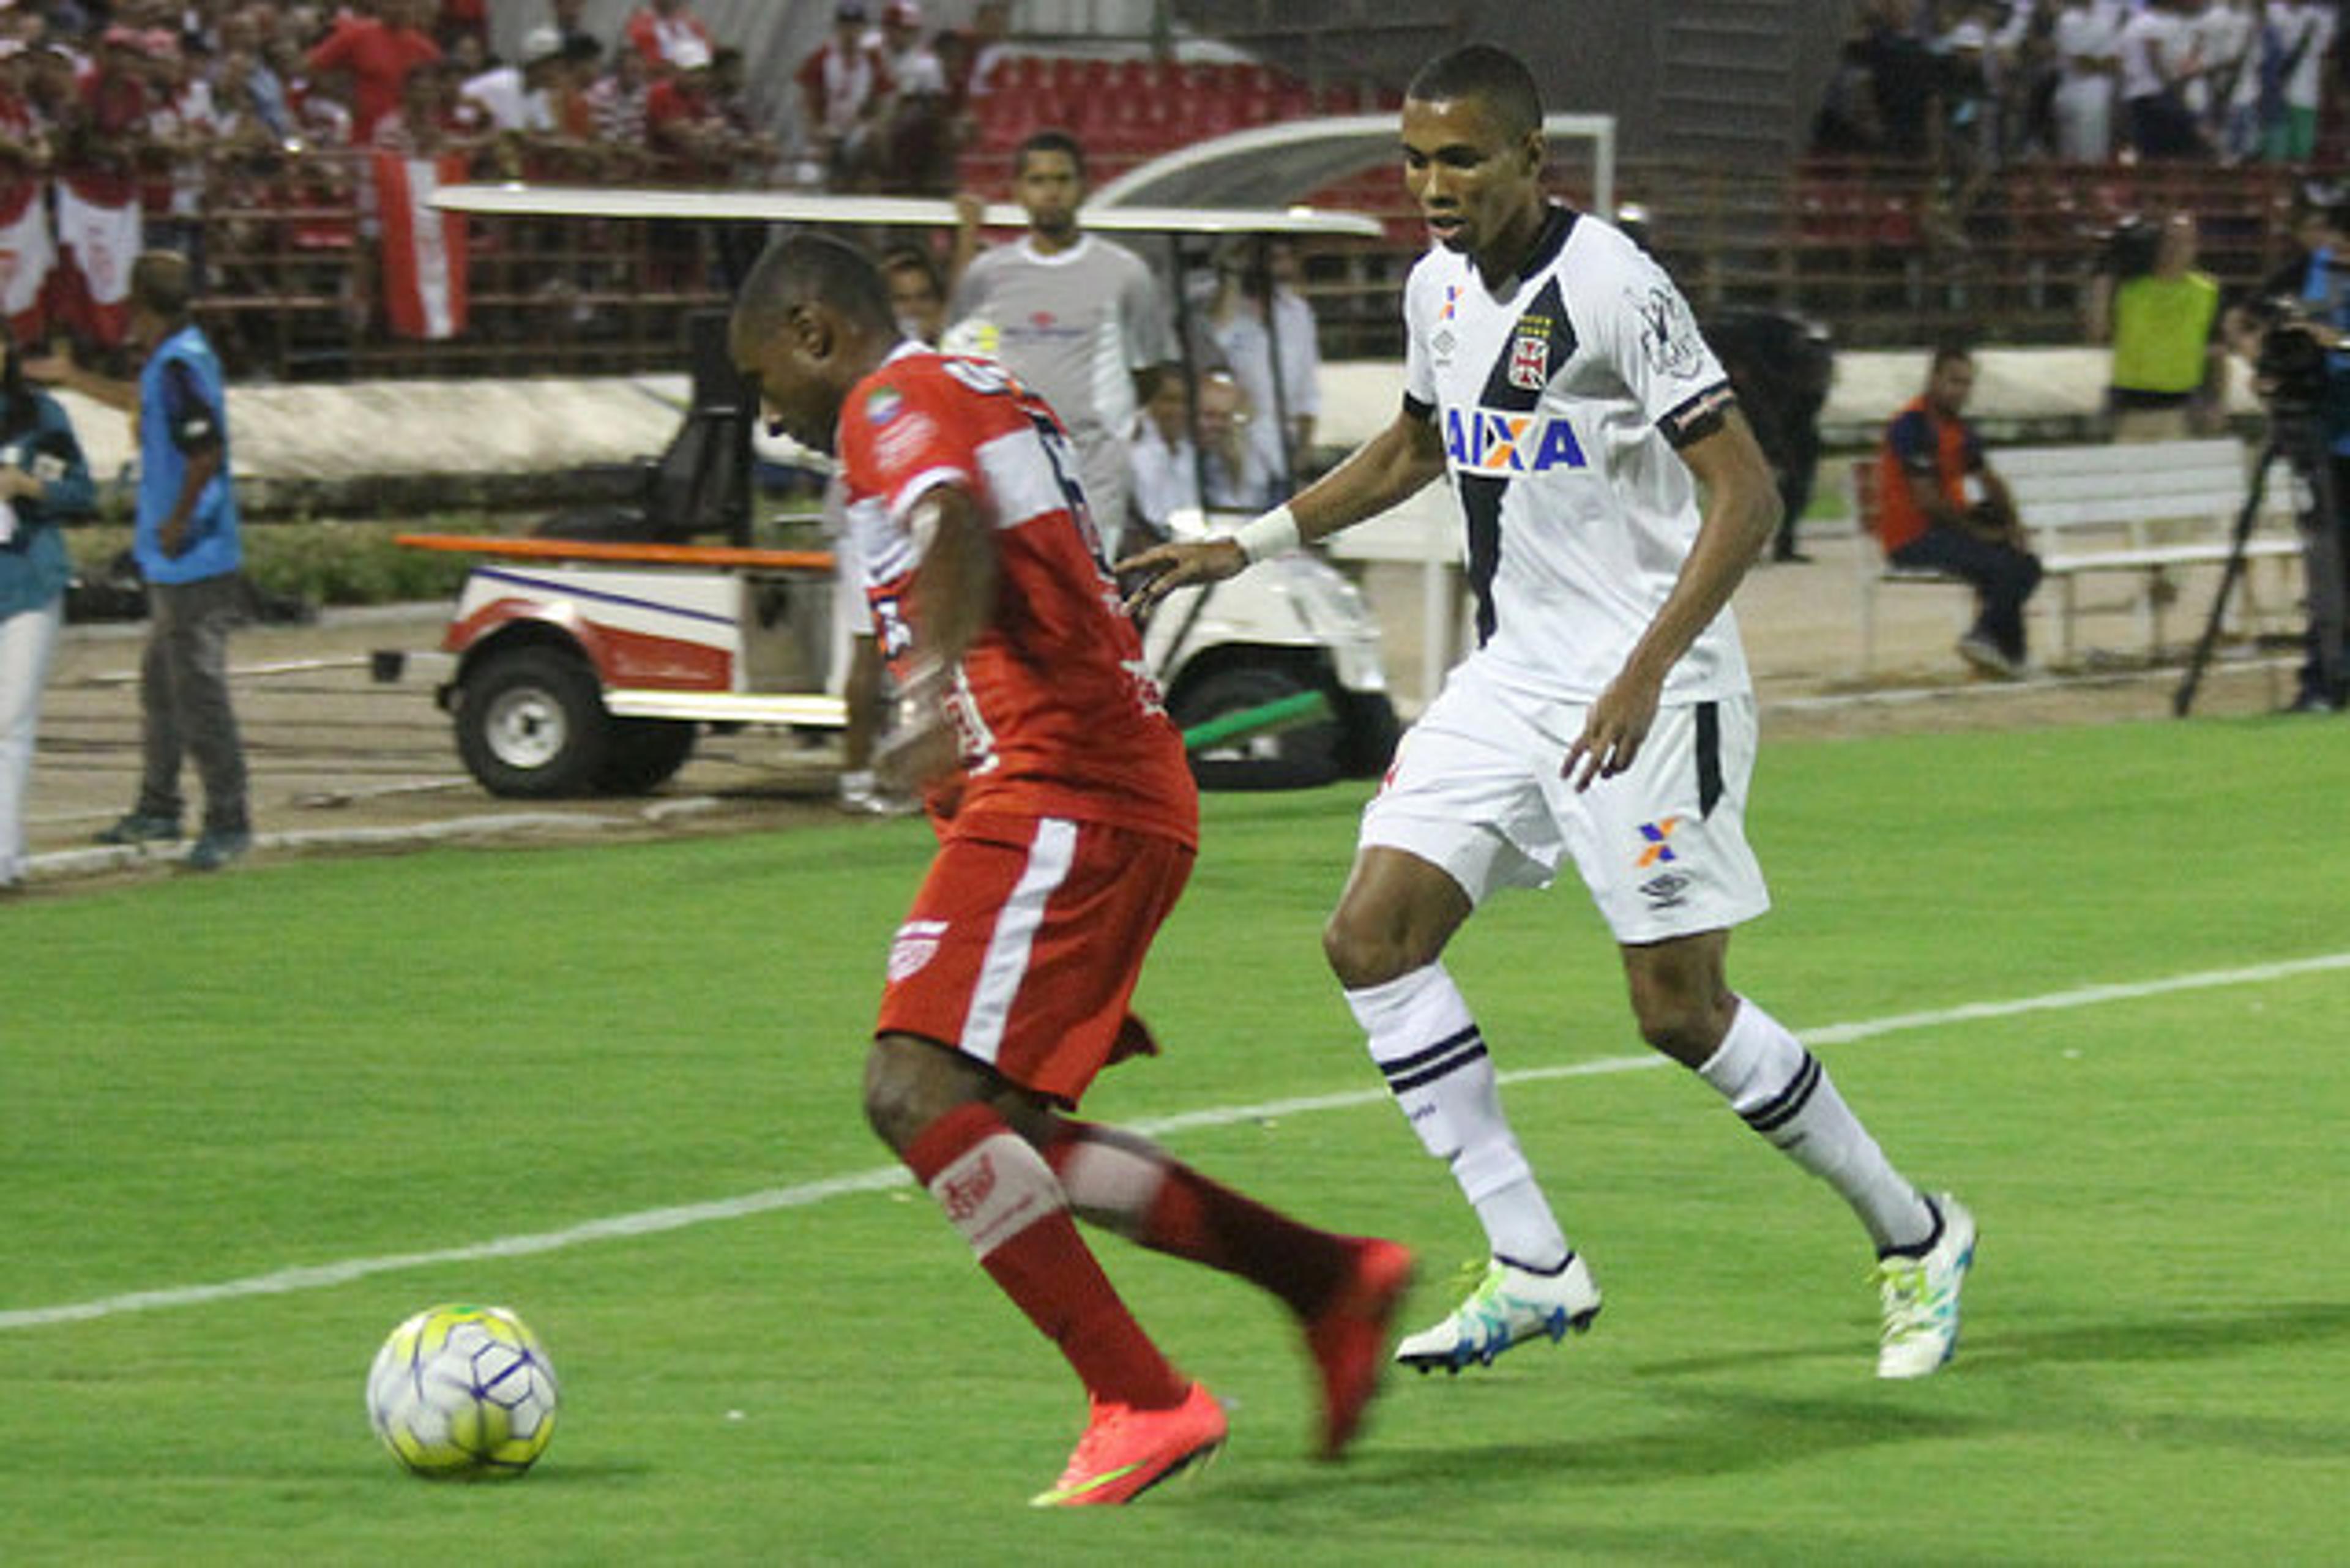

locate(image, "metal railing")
[[118, 150, 2331, 379]]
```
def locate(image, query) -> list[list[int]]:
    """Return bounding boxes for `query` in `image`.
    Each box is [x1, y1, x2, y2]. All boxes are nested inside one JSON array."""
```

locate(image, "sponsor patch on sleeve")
[[1629, 283, 1706, 381]]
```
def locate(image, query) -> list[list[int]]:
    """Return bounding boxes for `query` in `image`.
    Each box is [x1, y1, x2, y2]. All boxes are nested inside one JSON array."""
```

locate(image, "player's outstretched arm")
[[1117, 408, 1445, 612]]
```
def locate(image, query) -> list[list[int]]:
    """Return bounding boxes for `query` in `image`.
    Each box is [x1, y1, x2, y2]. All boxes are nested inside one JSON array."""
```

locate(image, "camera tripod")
[[2173, 409, 2348, 716]]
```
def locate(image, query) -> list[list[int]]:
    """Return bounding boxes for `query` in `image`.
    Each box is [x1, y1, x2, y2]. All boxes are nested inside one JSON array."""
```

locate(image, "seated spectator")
[[643, 38, 733, 180], [706, 46, 780, 185], [459, 24, 562, 137], [625, 0, 714, 77], [1128, 369, 1275, 543], [796, 1, 892, 190], [1193, 368, 1276, 513], [370, 56, 474, 159], [1127, 370, 1199, 542], [1874, 343, 2044, 678], [1193, 234, 1319, 489], [214, 7, 292, 139], [876, 0, 950, 195], [144, 30, 221, 284], [53, 26, 155, 351], [955, 0, 1012, 108], [879, 243, 947, 344], [583, 38, 654, 174], [548, 0, 601, 59], [437, 0, 488, 55]]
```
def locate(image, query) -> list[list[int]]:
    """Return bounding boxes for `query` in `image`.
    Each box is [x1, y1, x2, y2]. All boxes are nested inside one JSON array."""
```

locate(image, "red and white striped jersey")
[[835, 345, 1196, 845]]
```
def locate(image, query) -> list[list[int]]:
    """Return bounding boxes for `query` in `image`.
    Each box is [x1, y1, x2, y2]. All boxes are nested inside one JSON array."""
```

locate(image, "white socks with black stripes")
[[1349, 969, 1933, 1262], [1696, 996, 1936, 1254], [1346, 964, 1572, 1272]]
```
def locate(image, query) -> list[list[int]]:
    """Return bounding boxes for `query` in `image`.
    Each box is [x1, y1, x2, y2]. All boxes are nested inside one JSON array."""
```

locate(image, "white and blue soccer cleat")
[[1874, 1193, 1977, 1379], [1394, 1254, 1602, 1373]]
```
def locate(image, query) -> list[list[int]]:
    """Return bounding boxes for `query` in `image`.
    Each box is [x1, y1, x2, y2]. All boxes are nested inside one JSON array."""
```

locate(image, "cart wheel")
[[596, 719, 698, 794], [454, 645, 609, 798]]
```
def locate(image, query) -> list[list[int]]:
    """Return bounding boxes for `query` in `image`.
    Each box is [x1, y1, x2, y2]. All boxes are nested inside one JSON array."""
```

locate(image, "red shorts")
[[877, 813, 1192, 1105]]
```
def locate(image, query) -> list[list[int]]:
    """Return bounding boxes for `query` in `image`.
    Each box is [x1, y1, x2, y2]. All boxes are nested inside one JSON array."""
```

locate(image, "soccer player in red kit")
[[729, 233, 1413, 1507]]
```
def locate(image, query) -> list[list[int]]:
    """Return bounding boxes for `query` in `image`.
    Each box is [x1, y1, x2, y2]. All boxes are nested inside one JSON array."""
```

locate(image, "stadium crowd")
[[1818, 1, 2343, 168], [0, 0, 1028, 363]]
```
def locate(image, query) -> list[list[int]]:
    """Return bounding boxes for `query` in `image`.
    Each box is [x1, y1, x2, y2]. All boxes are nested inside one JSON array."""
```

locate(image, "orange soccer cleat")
[[1029, 1381, 1227, 1507], [1303, 1237, 1416, 1459]]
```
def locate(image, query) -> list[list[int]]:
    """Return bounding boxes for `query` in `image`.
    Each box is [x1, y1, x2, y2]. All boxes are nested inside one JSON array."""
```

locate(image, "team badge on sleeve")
[[1631, 285, 1706, 381]]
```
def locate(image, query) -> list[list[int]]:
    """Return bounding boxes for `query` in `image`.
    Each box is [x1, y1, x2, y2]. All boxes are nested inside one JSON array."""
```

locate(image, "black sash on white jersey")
[[1456, 207, 1578, 647]]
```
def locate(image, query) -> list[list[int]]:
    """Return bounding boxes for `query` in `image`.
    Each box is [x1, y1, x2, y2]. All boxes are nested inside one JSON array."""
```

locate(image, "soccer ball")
[[365, 1304, 559, 1479]]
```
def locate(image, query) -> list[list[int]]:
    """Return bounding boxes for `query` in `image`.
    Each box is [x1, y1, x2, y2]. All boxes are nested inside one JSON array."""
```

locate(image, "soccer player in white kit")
[[1122, 45, 1975, 1381]]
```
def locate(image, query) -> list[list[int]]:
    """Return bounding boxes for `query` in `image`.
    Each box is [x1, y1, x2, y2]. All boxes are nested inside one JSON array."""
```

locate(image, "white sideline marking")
[[5, 951, 2346, 1333]]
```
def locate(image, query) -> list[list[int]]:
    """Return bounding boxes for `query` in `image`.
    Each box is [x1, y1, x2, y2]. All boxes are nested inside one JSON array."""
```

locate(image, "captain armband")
[[1658, 383, 1738, 449]]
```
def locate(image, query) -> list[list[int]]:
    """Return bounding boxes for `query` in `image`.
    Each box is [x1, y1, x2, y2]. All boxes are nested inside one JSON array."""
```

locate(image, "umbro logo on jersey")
[[1639, 872, 1690, 910], [1443, 406, 1588, 475]]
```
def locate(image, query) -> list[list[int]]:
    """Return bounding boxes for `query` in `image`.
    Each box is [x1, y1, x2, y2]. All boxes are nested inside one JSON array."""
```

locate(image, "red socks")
[[903, 1104, 1185, 1411], [1044, 1120, 1353, 1320]]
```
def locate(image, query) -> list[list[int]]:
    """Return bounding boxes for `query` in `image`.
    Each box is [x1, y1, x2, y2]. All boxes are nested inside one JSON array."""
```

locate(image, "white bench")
[[1851, 437, 2305, 673]]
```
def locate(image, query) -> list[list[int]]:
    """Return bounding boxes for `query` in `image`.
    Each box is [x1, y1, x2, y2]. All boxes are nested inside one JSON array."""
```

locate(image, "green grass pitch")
[[3, 714, 2346, 1564]]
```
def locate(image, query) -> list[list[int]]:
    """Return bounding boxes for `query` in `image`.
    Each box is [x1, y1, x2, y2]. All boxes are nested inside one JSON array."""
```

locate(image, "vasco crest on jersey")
[[1630, 283, 1706, 381], [1507, 324, 1551, 391]]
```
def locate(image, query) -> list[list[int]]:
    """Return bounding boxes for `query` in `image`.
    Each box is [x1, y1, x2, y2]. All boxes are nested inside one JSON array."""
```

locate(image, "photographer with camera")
[[2087, 211, 2228, 443], [2214, 194, 2350, 713]]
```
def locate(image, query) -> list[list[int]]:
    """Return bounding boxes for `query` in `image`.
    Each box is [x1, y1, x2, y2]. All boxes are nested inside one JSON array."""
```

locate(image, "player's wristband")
[[1232, 504, 1300, 565]]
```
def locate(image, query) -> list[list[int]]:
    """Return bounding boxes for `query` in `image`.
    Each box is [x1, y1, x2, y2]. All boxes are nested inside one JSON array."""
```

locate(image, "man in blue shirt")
[[33, 251, 252, 866]]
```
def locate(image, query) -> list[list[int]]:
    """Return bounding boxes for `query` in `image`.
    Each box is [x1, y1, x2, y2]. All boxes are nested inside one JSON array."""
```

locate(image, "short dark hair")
[[1014, 128, 1087, 182], [735, 231, 897, 339], [130, 250, 193, 319], [1406, 44, 1544, 142], [879, 244, 946, 299], [1930, 338, 1975, 372]]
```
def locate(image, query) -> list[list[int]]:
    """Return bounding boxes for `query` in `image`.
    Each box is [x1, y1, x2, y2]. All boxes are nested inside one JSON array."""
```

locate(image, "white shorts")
[[1360, 661, 1770, 944]]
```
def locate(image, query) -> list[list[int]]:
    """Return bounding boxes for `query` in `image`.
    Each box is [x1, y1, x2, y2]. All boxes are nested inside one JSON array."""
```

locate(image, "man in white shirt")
[[460, 24, 562, 135], [2121, 0, 2206, 159], [2267, 0, 2338, 160], [1195, 237, 1322, 489], [2055, 0, 2125, 161], [1122, 44, 1975, 1384], [2195, 0, 2265, 159], [951, 130, 1173, 557]]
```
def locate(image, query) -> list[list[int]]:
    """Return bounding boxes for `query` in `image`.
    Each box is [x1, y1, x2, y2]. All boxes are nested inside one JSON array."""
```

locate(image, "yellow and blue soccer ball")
[[365, 1304, 559, 1479]]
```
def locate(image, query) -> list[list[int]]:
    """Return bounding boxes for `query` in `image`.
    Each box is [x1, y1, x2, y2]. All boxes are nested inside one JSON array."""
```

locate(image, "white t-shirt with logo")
[[1400, 206, 1747, 703]]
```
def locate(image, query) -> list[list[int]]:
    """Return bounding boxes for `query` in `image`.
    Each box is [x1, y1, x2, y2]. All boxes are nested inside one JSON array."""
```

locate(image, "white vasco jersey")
[[1402, 205, 1748, 702]]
